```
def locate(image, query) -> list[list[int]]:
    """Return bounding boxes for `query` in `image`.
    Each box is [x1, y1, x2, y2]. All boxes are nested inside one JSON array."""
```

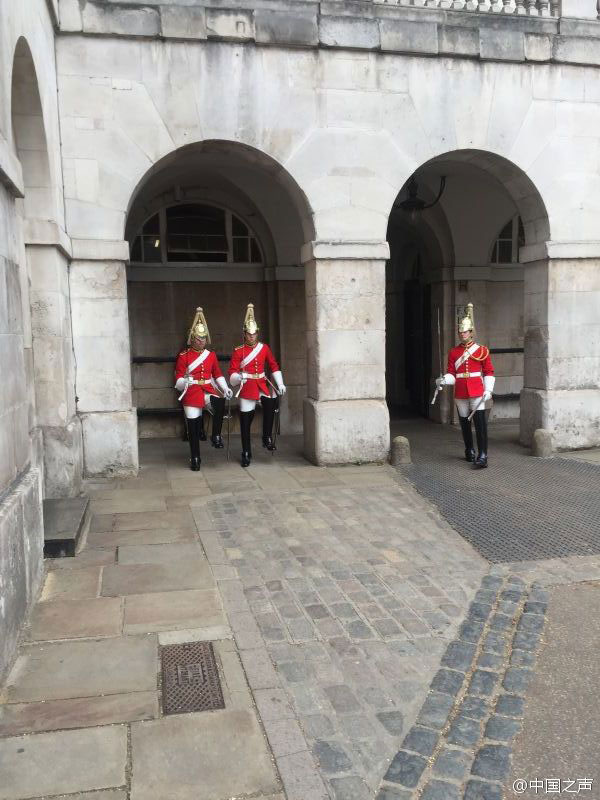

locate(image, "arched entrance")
[[387, 150, 550, 437], [10, 37, 82, 498], [124, 141, 315, 443]]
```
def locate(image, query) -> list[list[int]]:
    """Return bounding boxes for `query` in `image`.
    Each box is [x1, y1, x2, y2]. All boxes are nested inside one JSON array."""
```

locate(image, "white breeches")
[[455, 397, 484, 417], [183, 395, 211, 418], [239, 394, 269, 413]]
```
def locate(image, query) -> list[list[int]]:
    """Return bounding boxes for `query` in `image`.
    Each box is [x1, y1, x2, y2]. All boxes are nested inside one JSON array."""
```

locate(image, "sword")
[[468, 396, 488, 422], [272, 396, 281, 454], [226, 396, 231, 461], [264, 377, 282, 455], [431, 307, 443, 405]]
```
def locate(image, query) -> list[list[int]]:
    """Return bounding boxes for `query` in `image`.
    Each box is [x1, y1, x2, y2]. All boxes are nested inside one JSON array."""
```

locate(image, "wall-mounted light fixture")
[[396, 175, 447, 220]]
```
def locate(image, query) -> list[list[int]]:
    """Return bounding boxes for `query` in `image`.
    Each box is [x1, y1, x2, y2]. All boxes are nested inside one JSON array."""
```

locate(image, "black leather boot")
[[473, 409, 488, 469], [198, 413, 207, 441], [459, 416, 476, 463], [261, 396, 277, 451], [210, 395, 226, 448], [187, 417, 201, 471], [240, 409, 255, 467]]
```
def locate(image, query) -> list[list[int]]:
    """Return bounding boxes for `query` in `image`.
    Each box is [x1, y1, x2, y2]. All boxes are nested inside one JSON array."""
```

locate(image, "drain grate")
[[161, 641, 225, 715]]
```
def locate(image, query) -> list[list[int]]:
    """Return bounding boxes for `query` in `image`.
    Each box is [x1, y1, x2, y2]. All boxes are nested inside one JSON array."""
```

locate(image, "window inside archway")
[[129, 203, 263, 265], [490, 215, 525, 264]]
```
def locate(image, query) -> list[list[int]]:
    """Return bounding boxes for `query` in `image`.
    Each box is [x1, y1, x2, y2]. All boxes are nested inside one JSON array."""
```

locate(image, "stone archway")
[[124, 141, 313, 443], [387, 149, 555, 444], [11, 37, 82, 497]]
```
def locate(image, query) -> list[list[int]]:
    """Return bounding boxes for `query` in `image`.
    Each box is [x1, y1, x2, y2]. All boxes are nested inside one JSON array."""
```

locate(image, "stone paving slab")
[[46, 548, 116, 570], [0, 725, 127, 800], [117, 541, 205, 565], [39, 566, 102, 601], [89, 492, 167, 514], [0, 691, 157, 737], [101, 561, 212, 596], [123, 588, 224, 633], [129, 710, 280, 800], [90, 508, 196, 533], [86, 526, 196, 549], [1, 636, 157, 703], [42, 792, 127, 800], [26, 596, 123, 641]]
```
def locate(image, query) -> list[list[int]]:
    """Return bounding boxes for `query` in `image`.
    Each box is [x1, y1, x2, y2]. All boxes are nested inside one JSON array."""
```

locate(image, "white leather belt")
[[456, 371, 482, 378]]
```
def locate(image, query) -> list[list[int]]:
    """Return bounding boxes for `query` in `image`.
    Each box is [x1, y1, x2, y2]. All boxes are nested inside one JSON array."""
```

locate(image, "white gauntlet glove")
[[483, 375, 495, 403], [216, 376, 233, 399], [175, 377, 187, 393], [272, 370, 286, 396], [437, 373, 455, 389], [229, 372, 242, 387]]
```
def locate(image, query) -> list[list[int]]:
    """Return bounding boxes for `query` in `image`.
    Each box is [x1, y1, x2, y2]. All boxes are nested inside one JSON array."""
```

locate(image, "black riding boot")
[[473, 410, 488, 469], [459, 416, 476, 463], [261, 397, 278, 451], [198, 413, 207, 441], [240, 409, 255, 467], [210, 395, 226, 448], [187, 417, 201, 471]]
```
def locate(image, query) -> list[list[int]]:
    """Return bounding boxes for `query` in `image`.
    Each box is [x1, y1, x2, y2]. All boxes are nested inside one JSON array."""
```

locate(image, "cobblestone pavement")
[[2, 429, 600, 799]]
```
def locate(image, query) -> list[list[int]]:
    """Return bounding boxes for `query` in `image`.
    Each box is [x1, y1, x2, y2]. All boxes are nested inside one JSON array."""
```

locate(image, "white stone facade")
[[1, 0, 600, 675]]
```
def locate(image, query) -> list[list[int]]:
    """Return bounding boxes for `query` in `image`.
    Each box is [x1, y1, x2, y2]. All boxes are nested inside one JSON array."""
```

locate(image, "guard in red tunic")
[[175, 307, 233, 471], [436, 303, 495, 469], [228, 303, 286, 467]]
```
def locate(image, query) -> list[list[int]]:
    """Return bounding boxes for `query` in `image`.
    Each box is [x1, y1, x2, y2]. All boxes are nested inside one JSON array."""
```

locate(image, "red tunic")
[[446, 342, 494, 400], [228, 342, 280, 401], [174, 348, 223, 407]]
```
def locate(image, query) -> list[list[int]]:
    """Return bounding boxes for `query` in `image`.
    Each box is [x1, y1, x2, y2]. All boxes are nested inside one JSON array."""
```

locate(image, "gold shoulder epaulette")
[[472, 345, 490, 361], [235, 344, 244, 350]]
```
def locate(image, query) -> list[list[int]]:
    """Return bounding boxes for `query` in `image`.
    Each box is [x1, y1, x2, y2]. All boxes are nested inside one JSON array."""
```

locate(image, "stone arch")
[[387, 148, 551, 432], [10, 35, 82, 498], [123, 140, 316, 443], [10, 37, 53, 222]]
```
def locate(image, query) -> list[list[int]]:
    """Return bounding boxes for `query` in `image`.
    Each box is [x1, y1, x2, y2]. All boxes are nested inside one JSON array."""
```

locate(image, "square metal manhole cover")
[[161, 641, 225, 715]]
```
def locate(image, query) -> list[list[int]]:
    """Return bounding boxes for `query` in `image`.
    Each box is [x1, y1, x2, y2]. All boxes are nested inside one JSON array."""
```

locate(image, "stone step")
[[43, 496, 90, 558]]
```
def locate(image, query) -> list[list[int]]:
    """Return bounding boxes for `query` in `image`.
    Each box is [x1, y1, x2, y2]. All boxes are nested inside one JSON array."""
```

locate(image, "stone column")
[[25, 220, 83, 498], [69, 239, 138, 477], [303, 241, 390, 465], [520, 247, 600, 449]]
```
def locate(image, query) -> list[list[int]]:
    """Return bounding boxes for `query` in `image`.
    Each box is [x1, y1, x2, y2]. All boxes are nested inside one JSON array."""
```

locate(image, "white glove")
[[272, 371, 286, 396], [483, 376, 495, 403], [175, 377, 187, 392], [216, 376, 233, 399], [229, 372, 242, 387], [435, 376, 445, 389]]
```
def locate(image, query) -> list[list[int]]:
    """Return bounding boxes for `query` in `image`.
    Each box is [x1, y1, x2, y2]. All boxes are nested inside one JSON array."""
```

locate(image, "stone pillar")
[[303, 241, 390, 465], [69, 239, 138, 477], [25, 220, 83, 498], [521, 250, 600, 450]]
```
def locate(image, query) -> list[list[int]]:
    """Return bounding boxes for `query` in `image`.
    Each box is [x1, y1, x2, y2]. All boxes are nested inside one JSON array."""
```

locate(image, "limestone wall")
[[0, 0, 62, 682]]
